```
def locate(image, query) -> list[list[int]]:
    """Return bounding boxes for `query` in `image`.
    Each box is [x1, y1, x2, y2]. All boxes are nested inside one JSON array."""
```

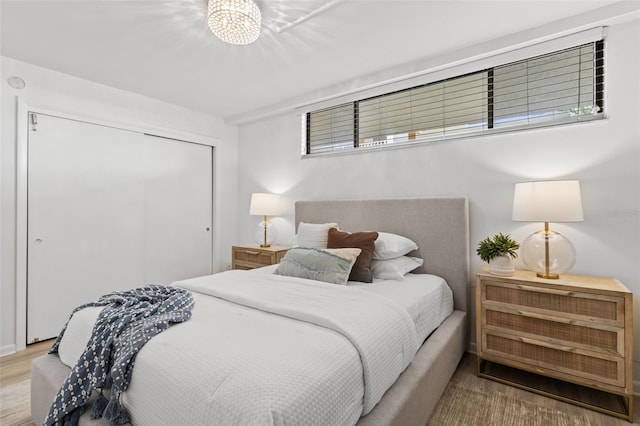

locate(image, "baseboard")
[[0, 344, 16, 357]]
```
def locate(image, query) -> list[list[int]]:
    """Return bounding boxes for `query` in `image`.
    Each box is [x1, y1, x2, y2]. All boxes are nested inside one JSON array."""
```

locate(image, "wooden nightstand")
[[476, 269, 633, 421], [231, 245, 289, 270]]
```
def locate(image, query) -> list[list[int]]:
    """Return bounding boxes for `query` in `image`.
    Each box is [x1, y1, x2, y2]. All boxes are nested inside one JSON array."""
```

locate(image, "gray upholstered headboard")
[[295, 197, 470, 312]]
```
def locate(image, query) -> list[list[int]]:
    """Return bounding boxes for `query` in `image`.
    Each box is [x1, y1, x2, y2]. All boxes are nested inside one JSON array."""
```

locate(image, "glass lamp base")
[[521, 229, 576, 279], [253, 221, 277, 247]]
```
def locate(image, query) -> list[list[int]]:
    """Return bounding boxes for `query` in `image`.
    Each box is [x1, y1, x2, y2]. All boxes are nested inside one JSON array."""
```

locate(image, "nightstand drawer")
[[482, 280, 625, 325], [483, 308, 623, 356], [231, 245, 289, 270], [234, 249, 274, 266], [481, 332, 625, 387]]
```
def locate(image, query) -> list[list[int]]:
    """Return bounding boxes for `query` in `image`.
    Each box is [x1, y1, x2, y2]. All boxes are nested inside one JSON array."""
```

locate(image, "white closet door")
[[27, 114, 212, 343], [141, 134, 213, 284]]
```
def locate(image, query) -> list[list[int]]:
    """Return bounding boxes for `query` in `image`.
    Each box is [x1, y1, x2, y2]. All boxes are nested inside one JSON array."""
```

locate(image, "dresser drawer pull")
[[520, 310, 573, 324], [244, 250, 261, 255], [519, 336, 573, 352], [517, 284, 573, 296]]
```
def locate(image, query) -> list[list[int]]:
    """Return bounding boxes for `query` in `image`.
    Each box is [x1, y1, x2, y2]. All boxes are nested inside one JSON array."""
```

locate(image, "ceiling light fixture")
[[207, 0, 261, 45]]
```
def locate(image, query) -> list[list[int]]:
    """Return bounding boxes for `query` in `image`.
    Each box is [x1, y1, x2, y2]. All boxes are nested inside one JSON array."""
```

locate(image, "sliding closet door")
[[141, 134, 213, 284], [27, 114, 212, 343]]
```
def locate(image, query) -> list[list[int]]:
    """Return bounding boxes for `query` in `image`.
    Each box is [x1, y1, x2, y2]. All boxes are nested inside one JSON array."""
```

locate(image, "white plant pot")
[[488, 255, 515, 276]]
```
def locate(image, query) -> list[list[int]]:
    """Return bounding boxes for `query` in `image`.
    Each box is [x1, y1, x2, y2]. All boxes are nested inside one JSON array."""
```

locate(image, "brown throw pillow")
[[327, 228, 379, 283]]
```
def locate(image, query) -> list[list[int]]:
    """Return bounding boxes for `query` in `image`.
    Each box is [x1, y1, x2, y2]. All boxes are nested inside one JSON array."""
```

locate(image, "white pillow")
[[372, 232, 418, 260], [371, 256, 424, 280], [296, 222, 338, 249]]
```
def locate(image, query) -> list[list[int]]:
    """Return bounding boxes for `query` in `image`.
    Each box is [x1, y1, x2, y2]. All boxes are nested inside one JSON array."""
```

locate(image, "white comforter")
[[58, 270, 420, 425]]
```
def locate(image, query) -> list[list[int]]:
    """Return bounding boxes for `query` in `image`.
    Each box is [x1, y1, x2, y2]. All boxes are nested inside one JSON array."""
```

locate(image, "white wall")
[[237, 19, 640, 381], [0, 57, 239, 354]]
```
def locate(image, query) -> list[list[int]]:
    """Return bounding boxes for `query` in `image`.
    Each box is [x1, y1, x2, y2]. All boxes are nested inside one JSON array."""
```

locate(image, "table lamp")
[[249, 193, 282, 247], [512, 180, 583, 279]]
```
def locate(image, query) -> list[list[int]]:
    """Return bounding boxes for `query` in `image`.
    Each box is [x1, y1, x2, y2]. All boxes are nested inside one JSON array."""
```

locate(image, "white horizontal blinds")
[[357, 71, 488, 147], [307, 103, 355, 154], [441, 72, 488, 136], [303, 39, 603, 156], [493, 42, 602, 128], [401, 83, 445, 141], [358, 89, 419, 146]]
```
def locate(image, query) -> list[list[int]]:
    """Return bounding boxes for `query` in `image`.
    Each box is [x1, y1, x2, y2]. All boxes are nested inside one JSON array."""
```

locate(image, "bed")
[[31, 197, 470, 425]]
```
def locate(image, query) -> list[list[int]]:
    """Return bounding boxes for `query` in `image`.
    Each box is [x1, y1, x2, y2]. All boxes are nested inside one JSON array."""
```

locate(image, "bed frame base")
[[357, 310, 466, 425]]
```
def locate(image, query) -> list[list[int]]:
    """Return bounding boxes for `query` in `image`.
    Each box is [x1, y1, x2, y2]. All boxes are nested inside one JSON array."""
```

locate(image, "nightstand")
[[476, 269, 633, 421], [231, 245, 289, 270]]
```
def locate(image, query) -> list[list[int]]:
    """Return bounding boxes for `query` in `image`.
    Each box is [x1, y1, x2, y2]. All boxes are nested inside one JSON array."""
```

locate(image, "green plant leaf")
[[476, 233, 520, 263]]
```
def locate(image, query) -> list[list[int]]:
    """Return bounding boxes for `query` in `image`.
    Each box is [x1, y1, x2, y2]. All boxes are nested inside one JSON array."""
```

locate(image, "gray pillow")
[[274, 247, 361, 285]]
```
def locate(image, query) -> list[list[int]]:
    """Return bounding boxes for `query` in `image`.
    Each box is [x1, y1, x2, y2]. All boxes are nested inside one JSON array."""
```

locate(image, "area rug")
[[428, 380, 593, 426]]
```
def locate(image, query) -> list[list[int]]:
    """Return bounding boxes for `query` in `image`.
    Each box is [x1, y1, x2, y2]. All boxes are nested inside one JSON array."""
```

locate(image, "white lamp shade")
[[512, 180, 584, 223], [249, 193, 282, 216]]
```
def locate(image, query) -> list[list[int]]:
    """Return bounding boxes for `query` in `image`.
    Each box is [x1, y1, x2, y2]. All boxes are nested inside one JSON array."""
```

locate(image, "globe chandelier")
[[207, 0, 262, 45]]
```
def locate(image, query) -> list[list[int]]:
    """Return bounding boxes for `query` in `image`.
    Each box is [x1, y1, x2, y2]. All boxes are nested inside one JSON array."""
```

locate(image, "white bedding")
[[253, 265, 454, 342], [352, 274, 454, 342], [56, 269, 453, 425]]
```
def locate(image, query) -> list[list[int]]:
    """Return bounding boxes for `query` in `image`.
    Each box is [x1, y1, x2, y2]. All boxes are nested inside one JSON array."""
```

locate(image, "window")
[[303, 41, 604, 156], [306, 103, 354, 154]]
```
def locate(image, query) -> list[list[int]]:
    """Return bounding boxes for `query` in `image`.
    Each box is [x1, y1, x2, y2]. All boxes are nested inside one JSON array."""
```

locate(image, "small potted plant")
[[476, 233, 520, 276]]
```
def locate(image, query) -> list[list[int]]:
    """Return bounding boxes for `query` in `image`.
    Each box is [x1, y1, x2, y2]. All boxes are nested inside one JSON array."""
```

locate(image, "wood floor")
[[0, 341, 51, 388], [1, 345, 639, 425], [0, 340, 51, 426]]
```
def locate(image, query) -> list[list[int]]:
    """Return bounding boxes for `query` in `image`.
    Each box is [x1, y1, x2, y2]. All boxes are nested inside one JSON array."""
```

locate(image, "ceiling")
[[0, 0, 624, 122]]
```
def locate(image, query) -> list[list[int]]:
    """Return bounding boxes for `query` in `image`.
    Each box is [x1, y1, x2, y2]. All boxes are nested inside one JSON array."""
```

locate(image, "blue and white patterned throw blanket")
[[44, 285, 194, 426]]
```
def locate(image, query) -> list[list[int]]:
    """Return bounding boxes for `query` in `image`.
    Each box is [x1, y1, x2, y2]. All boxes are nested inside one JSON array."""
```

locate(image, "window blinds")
[[493, 42, 602, 128], [304, 40, 603, 156], [358, 71, 488, 147], [305, 103, 354, 154]]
